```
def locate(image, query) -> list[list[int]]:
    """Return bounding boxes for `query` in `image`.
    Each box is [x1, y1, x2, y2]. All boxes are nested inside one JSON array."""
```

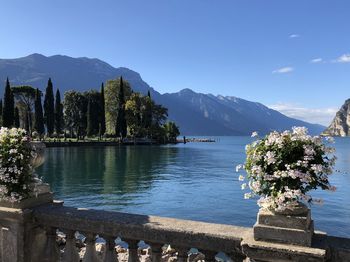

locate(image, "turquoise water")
[[37, 137, 350, 238]]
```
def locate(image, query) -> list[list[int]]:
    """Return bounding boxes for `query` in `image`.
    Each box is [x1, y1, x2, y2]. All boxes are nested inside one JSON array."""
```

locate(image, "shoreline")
[[42, 138, 216, 147]]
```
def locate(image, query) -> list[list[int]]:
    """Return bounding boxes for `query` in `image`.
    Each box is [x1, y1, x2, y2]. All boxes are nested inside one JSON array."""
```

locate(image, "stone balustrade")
[[0, 194, 349, 261], [30, 202, 247, 261]]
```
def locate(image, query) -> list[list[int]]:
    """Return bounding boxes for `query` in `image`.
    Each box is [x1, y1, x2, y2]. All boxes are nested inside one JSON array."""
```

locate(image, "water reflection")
[[38, 146, 181, 208]]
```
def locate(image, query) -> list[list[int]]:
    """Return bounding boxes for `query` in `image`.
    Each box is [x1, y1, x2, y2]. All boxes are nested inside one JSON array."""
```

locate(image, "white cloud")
[[334, 53, 350, 63], [272, 67, 294, 74], [289, 34, 300, 38], [269, 102, 338, 126], [310, 58, 323, 63]]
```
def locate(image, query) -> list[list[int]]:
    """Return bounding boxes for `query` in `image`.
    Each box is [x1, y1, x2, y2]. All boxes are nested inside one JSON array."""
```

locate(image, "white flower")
[[238, 175, 245, 181], [240, 127, 337, 210], [264, 151, 276, 165], [244, 193, 252, 199], [251, 131, 258, 138], [235, 164, 243, 172]]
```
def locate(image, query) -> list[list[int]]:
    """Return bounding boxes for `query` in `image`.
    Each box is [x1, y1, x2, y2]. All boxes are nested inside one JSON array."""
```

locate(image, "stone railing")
[[0, 188, 349, 261], [31, 202, 247, 262]]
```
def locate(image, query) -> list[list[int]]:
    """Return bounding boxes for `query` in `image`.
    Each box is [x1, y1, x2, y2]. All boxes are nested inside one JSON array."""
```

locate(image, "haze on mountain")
[[0, 53, 325, 135]]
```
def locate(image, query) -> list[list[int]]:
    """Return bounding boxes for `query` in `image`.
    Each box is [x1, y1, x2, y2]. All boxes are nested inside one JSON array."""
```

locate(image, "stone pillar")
[[0, 183, 54, 262]]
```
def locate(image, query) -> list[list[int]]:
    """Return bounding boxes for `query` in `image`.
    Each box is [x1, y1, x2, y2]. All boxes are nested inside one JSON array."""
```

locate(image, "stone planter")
[[253, 202, 314, 247], [0, 141, 53, 209]]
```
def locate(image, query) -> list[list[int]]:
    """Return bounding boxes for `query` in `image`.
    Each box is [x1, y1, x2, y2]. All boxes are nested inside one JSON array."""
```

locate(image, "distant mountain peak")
[[323, 99, 350, 136]]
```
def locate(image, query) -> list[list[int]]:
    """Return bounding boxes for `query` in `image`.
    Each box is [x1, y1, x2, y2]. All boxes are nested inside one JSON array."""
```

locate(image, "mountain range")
[[0, 53, 325, 135]]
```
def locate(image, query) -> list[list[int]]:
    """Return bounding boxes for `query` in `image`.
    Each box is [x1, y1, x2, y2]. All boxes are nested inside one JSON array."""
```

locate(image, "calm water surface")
[[37, 137, 350, 238]]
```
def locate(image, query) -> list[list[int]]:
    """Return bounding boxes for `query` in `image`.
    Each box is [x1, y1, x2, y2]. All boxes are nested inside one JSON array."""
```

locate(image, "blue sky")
[[1, 0, 350, 125]]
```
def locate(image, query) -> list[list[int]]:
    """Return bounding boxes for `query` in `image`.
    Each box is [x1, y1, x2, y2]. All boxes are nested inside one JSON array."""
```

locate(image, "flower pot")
[[253, 202, 314, 247], [0, 141, 53, 209]]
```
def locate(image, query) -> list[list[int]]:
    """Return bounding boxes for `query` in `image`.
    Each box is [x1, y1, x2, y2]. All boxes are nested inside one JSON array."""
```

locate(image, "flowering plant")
[[237, 127, 336, 211], [0, 127, 36, 202]]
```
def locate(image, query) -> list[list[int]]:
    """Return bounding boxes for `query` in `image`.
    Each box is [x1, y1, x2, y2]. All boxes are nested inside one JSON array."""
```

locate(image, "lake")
[[37, 136, 350, 238]]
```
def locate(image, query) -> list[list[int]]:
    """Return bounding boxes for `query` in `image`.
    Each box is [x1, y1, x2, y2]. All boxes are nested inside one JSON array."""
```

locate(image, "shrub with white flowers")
[[237, 127, 337, 212], [0, 127, 36, 202]]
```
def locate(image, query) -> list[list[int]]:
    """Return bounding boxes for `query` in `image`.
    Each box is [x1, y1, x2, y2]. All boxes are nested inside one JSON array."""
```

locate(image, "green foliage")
[[116, 77, 127, 138], [14, 108, 20, 128], [63, 90, 87, 139], [54, 89, 64, 135], [0, 99, 2, 126], [164, 122, 180, 142], [2, 78, 14, 127], [11, 85, 37, 133], [84, 90, 102, 136], [0, 128, 35, 201], [125, 93, 143, 137], [239, 128, 336, 210], [34, 88, 45, 135], [104, 77, 131, 135], [100, 83, 106, 135], [44, 78, 55, 136]]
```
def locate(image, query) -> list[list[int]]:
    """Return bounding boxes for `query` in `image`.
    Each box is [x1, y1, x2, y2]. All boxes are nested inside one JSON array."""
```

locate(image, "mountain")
[[0, 53, 325, 135], [323, 99, 350, 136]]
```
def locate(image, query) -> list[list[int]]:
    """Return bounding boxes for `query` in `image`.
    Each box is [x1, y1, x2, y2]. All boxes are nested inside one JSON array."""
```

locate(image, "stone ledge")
[[0, 192, 53, 209], [242, 233, 327, 262], [254, 221, 314, 247]]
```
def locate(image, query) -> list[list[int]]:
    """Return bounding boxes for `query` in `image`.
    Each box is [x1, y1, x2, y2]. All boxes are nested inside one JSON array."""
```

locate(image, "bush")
[[0, 128, 36, 202], [237, 127, 336, 211]]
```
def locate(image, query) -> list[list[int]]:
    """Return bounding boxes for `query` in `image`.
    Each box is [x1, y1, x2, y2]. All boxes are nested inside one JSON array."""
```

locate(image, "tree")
[[2, 78, 14, 127], [54, 89, 64, 135], [0, 99, 2, 125], [164, 122, 180, 143], [44, 78, 55, 136], [115, 77, 127, 138], [84, 90, 101, 136], [86, 98, 93, 136], [125, 93, 143, 138], [14, 107, 20, 128], [11, 85, 36, 133], [104, 77, 131, 135], [34, 88, 45, 136], [63, 90, 87, 139], [100, 83, 106, 136]]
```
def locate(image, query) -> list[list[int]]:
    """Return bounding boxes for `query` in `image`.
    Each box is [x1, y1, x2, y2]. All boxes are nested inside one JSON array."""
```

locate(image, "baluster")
[[62, 230, 80, 262], [149, 243, 163, 262], [103, 236, 118, 262], [126, 239, 139, 262], [39, 227, 60, 262], [202, 250, 217, 262], [174, 246, 188, 262], [83, 232, 101, 262]]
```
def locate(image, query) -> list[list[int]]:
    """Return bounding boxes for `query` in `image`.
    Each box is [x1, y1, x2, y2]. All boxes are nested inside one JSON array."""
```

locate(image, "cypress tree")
[[116, 77, 127, 138], [54, 89, 64, 135], [0, 99, 3, 122], [147, 90, 151, 98], [14, 107, 20, 128], [44, 78, 55, 136], [100, 83, 106, 135], [86, 98, 93, 137], [34, 88, 45, 135], [2, 78, 14, 127]]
